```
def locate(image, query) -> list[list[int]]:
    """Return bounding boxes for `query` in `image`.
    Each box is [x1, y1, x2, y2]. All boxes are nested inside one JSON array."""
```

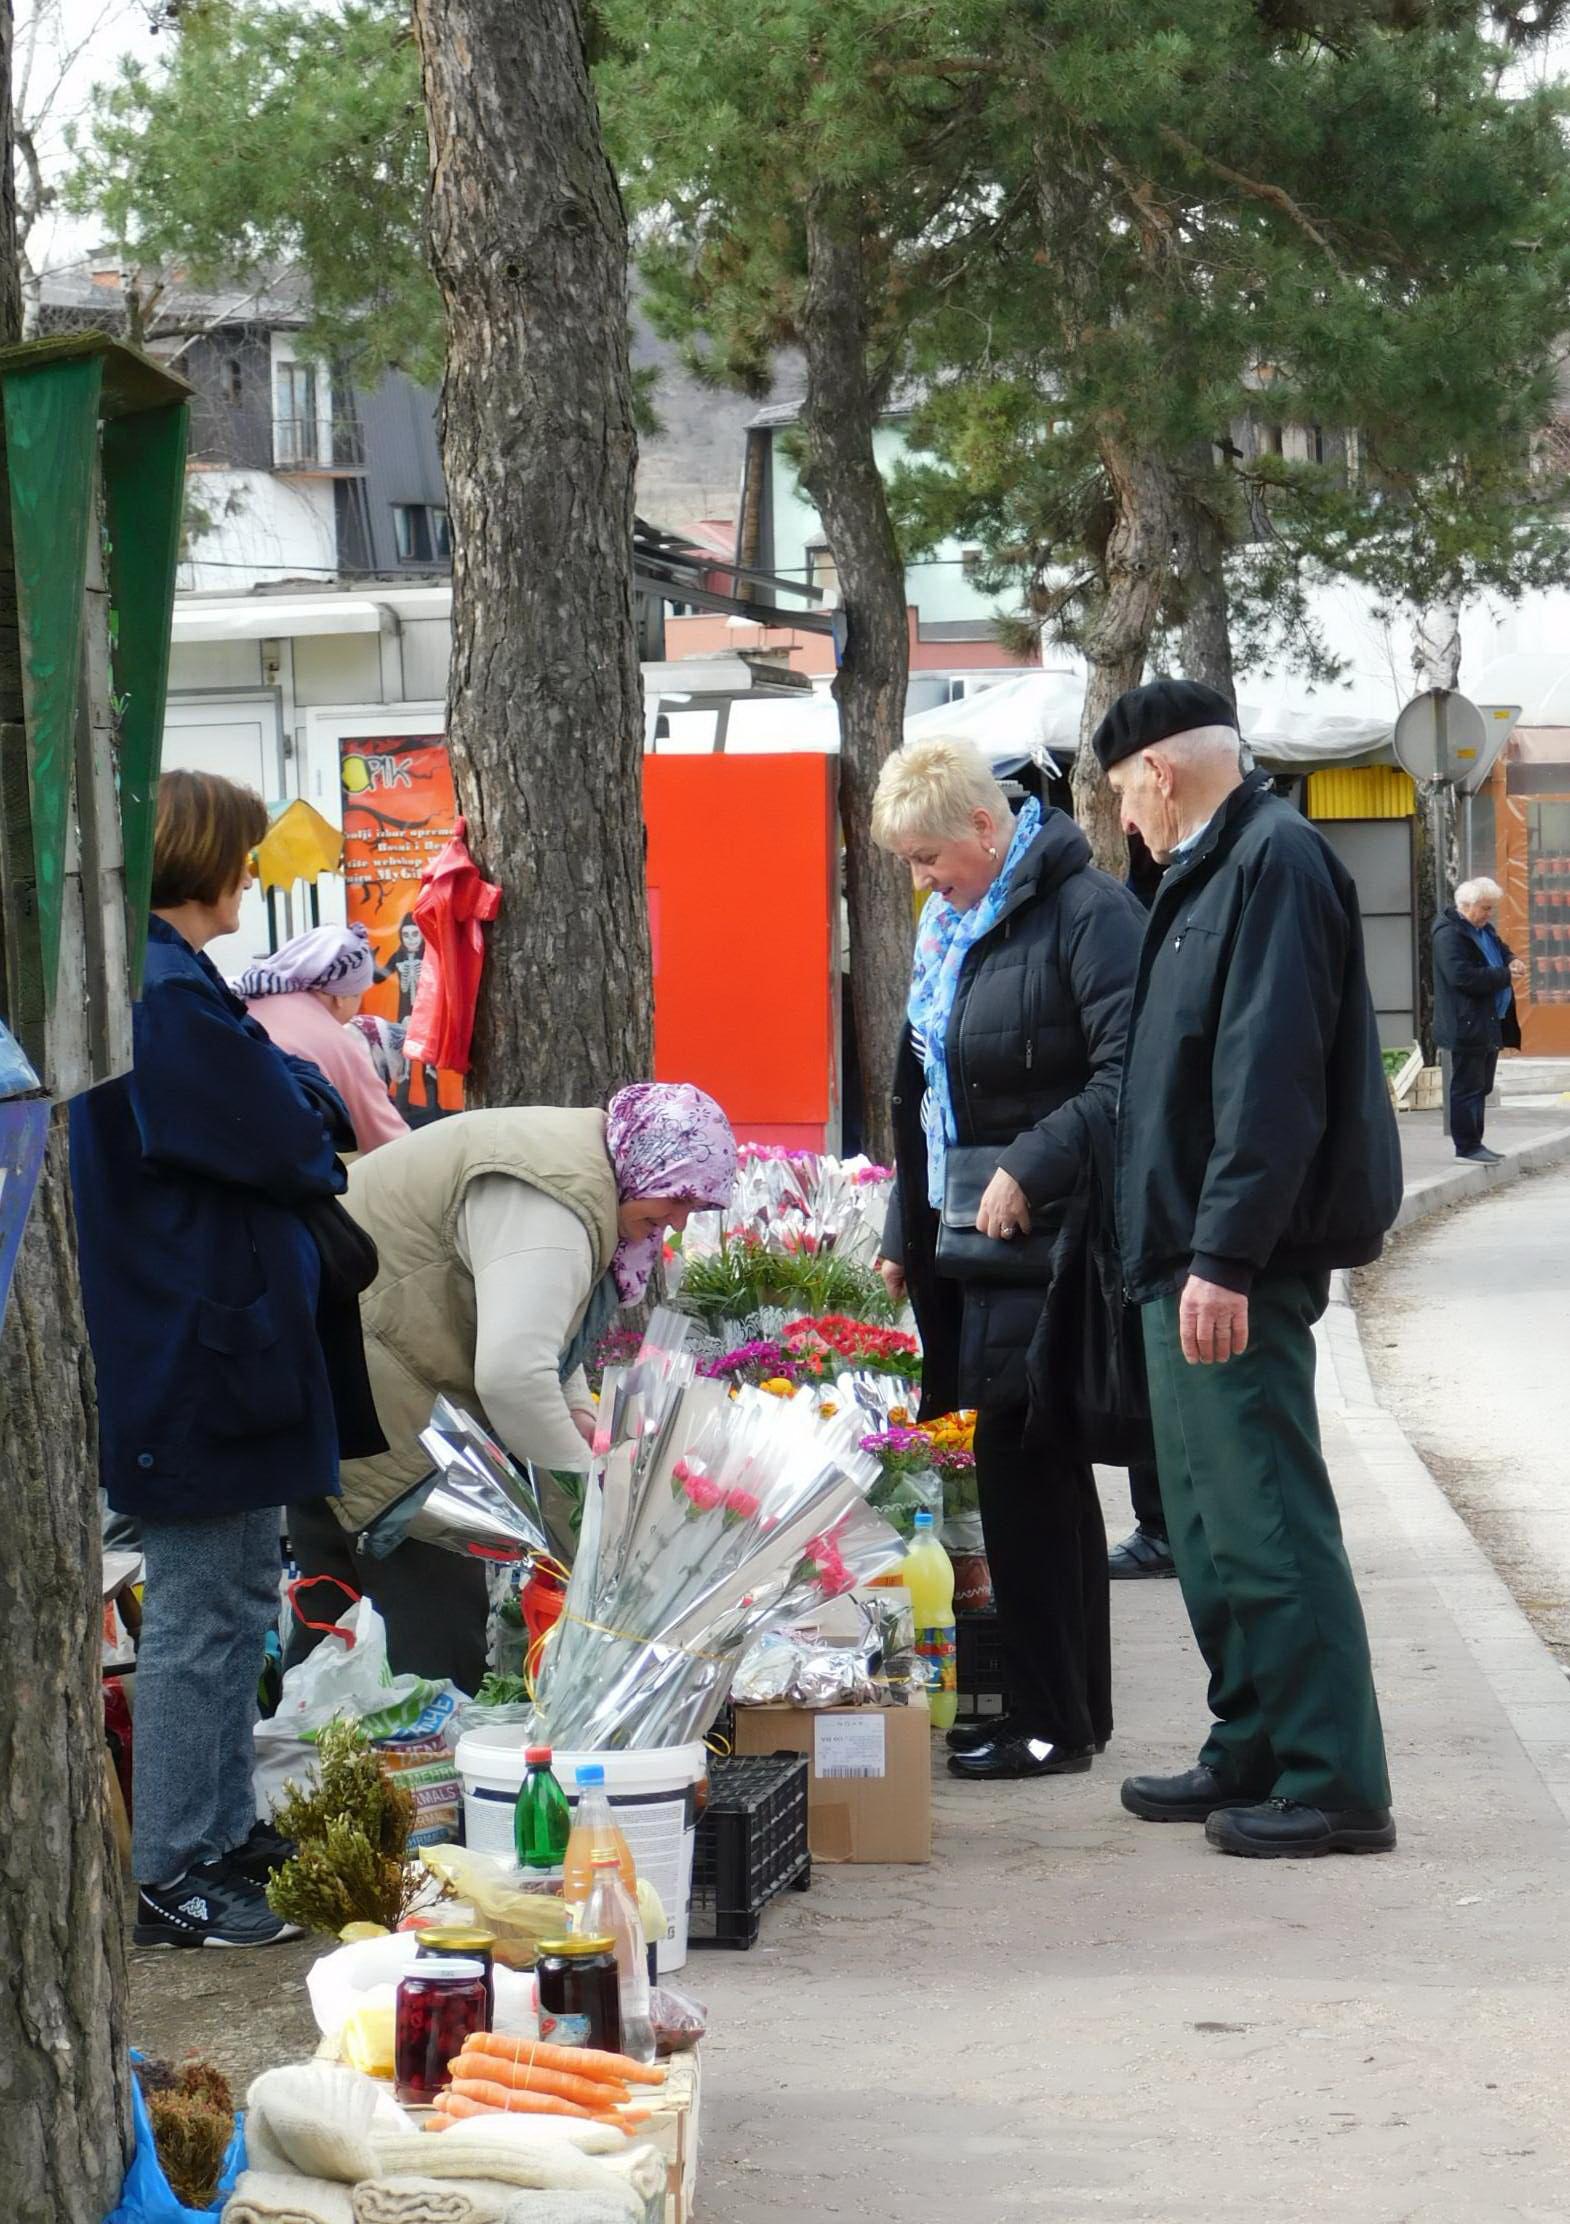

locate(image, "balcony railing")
[[272, 415, 366, 473]]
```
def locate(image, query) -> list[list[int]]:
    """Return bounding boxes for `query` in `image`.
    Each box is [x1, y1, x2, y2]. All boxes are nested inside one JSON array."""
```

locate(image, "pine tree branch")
[[1156, 125, 1343, 272]]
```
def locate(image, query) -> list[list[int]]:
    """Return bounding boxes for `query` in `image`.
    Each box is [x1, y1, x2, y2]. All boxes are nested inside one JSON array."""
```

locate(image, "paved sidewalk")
[[127, 1120, 1570, 2221], [695, 1127, 1570, 2224]]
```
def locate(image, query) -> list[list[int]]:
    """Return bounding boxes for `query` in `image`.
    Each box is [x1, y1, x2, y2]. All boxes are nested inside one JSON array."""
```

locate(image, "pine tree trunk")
[[797, 193, 912, 1164], [412, 0, 652, 1108], [0, 0, 132, 2204], [1178, 494, 1236, 707], [1074, 441, 1179, 874]]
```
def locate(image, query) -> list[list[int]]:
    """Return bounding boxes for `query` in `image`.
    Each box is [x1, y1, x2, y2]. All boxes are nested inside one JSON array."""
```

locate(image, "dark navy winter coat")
[[70, 915, 347, 1522]]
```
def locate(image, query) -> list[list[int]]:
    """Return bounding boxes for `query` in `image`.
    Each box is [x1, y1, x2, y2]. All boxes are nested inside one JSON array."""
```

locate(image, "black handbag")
[[299, 1185, 388, 1461], [934, 1144, 1062, 1286], [1025, 1110, 1153, 1464]]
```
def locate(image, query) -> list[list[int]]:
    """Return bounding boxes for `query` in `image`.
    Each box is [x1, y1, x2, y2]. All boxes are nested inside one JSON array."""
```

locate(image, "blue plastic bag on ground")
[[102, 2059, 245, 2224]]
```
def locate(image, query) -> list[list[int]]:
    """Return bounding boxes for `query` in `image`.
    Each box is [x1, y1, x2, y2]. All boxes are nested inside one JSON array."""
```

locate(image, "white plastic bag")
[[254, 1598, 467, 1836]]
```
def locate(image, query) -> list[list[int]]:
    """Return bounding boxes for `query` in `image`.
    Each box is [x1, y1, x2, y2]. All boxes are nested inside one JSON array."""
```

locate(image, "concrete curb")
[[1320, 1131, 1570, 1827], [1393, 1117, 1570, 1236]]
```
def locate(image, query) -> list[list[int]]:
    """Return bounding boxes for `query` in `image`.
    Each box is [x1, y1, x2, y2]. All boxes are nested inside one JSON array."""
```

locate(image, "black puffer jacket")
[[1115, 773, 1402, 1302], [884, 806, 1145, 1416], [1432, 907, 1521, 1052]]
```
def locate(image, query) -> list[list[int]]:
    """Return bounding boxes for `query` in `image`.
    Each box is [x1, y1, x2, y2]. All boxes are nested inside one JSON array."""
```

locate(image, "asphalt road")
[[1358, 1158, 1570, 1664]]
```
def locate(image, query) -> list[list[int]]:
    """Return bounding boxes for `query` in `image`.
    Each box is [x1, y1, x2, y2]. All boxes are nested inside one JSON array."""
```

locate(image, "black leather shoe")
[[948, 1733, 1094, 1781], [946, 1713, 1025, 1754], [1205, 1798, 1397, 1858], [1121, 1764, 1264, 1823], [1456, 1147, 1502, 1165], [1108, 1526, 1177, 1580]]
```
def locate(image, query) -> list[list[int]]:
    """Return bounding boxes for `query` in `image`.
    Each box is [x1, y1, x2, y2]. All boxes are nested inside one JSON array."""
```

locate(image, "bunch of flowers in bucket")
[[526, 1310, 904, 1750], [859, 1423, 944, 1540], [782, 1315, 921, 1382], [665, 1229, 893, 1337]]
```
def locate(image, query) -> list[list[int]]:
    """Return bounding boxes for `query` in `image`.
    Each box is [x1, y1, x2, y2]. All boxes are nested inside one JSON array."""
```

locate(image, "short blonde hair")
[[872, 737, 1012, 850]]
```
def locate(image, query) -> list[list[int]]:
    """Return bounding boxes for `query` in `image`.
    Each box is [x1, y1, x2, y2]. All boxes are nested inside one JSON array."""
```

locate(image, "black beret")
[[1090, 679, 1239, 773]]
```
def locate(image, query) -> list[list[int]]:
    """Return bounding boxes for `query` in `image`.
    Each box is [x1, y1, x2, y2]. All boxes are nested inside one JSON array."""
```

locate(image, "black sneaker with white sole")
[[134, 1862, 303, 1948], [222, 1821, 296, 1887]]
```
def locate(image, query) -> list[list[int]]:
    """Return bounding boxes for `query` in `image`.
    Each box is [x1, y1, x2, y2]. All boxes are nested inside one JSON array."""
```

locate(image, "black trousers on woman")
[[972, 1402, 1112, 1751]]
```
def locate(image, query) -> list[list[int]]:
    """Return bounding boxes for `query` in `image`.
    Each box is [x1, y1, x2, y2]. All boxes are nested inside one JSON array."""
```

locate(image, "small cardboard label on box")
[[814, 1711, 886, 1780]]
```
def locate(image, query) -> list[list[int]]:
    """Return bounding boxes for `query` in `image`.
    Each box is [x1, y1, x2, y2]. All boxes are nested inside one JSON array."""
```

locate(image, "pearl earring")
[[985, 844, 998, 859]]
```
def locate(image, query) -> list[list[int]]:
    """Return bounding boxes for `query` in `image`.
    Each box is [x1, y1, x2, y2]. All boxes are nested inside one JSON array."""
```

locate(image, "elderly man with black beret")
[[1098, 679, 1402, 1858]]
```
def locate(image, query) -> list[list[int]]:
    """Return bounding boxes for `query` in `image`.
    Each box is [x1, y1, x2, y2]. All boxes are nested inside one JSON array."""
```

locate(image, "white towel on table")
[[246, 2064, 412, 2184], [369, 2133, 644, 2216], [350, 2182, 516, 2224], [222, 2167, 357, 2224]]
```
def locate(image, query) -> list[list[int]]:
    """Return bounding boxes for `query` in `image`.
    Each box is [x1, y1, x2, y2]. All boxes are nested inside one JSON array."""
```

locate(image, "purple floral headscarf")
[[606, 1081, 737, 1302]]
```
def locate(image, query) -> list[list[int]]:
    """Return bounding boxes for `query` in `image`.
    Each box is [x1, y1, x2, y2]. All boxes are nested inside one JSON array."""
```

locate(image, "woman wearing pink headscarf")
[[236, 922, 409, 1155], [286, 1082, 737, 1687]]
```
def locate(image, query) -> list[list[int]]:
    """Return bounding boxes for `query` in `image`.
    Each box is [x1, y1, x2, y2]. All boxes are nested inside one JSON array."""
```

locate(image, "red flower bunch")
[[782, 1314, 922, 1381]]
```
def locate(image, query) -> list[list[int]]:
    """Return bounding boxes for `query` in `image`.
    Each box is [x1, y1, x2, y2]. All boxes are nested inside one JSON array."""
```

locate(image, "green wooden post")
[[0, 333, 190, 1101], [104, 401, 189, 991], [1, 352, 102, 1001]]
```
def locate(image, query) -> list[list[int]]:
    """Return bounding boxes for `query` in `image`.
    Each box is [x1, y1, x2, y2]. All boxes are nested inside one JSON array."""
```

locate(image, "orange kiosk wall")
[[644, 753, 840, 1149]]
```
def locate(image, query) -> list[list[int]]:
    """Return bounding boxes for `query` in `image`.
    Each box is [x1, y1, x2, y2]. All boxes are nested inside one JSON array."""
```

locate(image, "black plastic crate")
[[956, 1609, 1011, 1721], [689, 1754, 811, 1950]]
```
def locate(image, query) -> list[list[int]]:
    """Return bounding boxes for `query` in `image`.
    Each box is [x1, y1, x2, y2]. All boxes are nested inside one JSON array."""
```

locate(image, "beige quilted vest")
[[334, 1107, 619, 1530]]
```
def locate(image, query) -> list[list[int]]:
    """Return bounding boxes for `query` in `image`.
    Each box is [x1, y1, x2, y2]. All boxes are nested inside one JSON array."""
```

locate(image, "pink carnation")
[[724, 1487, 762, 1522]]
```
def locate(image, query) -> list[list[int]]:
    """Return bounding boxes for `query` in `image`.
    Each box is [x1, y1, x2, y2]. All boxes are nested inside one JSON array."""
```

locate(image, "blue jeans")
[[133, 1506, 281, 1883]]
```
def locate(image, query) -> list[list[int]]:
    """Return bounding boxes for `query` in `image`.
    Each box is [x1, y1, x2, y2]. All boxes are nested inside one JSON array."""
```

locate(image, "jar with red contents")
[[395, 1960, 488, 2105]]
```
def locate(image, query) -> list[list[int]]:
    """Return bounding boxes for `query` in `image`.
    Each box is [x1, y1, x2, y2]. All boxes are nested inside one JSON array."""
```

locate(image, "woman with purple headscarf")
[[286, 1082, 737, 1688]]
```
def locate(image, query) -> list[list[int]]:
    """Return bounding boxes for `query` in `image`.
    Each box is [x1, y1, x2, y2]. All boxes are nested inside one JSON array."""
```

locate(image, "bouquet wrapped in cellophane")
[[526, 1309, 905, 1750], [667, 1149, 896, 1339]]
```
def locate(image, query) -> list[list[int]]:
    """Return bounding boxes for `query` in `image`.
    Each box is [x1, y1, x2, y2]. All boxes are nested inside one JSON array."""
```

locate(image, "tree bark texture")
[[1073, 440, 1180, 875], [797, 194, 912, 1165], [0, 1, 132, 2206], [1177, 491, 1236, 707], [0, 1125, 131, 2224], [412, 0, 652, 1109]]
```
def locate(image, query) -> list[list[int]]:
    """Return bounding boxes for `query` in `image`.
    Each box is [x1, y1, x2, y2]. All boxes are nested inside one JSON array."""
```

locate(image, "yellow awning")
[[253, 798, 343, 891]]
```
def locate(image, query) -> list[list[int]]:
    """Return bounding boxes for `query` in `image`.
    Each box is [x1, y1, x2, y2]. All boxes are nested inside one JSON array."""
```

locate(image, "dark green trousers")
[[1141, 1272, 1391, 1811]]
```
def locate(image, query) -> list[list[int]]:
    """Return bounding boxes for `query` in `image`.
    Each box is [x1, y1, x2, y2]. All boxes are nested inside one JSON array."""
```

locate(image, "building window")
[[275, 358, 320, 465], [961, 545, 983, 578], [806, 540, 839, 602], [223, 357, 243, 406], [394, 503, 452, 564]]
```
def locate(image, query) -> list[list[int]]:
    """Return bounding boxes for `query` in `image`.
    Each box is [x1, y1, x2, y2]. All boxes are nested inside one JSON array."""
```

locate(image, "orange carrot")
[[461, 2030, 666, 2088], [448, 2050, 630, 2111], [448, 2075, 605, 2121]]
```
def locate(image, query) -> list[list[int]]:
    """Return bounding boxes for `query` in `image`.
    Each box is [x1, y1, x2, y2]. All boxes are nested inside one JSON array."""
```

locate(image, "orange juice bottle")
[[563, 1763, 636, 1905]]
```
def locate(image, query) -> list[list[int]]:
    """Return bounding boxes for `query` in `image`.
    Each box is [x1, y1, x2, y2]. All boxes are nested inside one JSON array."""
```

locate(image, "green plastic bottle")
[[514, 1745, 571, 1869]]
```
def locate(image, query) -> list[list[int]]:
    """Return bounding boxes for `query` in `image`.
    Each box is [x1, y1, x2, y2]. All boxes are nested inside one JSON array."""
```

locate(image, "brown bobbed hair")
[[151, 769, 268, 910]]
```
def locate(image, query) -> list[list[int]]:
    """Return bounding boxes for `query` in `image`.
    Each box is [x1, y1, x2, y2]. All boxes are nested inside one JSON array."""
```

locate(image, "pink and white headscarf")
[[605, 1081, 737, 1302]]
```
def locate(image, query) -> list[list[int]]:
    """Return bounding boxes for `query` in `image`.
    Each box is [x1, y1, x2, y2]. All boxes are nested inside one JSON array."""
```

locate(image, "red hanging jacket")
[[402, 817, 502, 1075]]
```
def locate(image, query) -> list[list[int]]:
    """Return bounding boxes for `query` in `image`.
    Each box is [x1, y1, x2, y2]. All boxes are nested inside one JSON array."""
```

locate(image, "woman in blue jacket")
[[1432, 876, 1526, 1164], [71, 770, 348, 1948]]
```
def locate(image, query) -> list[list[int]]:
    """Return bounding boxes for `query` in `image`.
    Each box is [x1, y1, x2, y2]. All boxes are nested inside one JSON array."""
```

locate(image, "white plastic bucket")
[[454, 1727, 707, 1972]]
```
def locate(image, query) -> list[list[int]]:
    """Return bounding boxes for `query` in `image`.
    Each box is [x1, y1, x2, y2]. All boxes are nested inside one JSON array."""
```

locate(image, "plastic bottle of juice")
[[581, 1851, 657, 2065], [904, 1509, 958, 1730], [513, 1745, 571, 1870], [562, 1763, 637, 1905]]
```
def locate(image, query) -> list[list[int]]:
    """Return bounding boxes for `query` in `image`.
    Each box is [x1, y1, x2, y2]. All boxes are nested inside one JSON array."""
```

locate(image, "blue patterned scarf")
[[906, 797, 1043, 1209]]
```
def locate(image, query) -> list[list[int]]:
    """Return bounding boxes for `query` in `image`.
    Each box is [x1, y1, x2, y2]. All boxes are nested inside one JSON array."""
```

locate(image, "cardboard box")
[[733, 1691, 932, 1863]]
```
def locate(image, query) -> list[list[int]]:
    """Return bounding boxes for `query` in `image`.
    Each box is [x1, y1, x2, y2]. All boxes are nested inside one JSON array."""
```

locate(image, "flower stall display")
[[665, 1148, 899, 1341], [859, 1425, 943, 1540], [527, 1310, 905, 1750], [668, 1230, 893, 1340], [782, 1314, 921, 1384]]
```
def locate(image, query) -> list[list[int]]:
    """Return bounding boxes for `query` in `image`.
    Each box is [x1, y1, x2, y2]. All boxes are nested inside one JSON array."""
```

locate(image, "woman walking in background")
[[71, 770, 351, 1948], [874, 738, 1144, 1782], [1433, 876, 1525, 1165]]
